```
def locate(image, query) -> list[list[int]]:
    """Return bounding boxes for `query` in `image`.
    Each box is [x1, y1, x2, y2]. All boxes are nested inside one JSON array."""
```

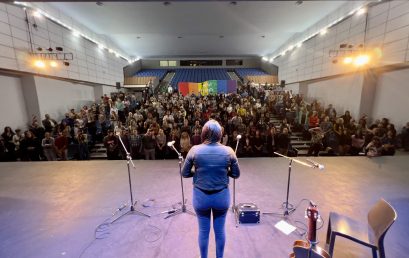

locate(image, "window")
[[168, 60, 176, 66], [160, 60, 168, 66], [226, 59, 243, 66]]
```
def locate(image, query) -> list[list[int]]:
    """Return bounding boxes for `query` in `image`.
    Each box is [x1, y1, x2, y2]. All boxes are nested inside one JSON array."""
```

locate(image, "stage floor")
[[0, 156, 408, 258]]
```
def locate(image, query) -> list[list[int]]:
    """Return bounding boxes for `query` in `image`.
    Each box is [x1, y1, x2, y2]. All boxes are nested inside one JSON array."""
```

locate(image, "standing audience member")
[[180, 131, 192, 158], [142, 129, 156, 160], [104, 130, 119, 160], [130, 129, 142, 159], [156, 129, 167, 159], [277, 127, 291, 155], [42, 114, 58, 133]]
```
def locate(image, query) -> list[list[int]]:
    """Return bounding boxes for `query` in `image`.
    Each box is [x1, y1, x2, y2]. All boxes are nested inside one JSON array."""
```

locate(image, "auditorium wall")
[[272, 1, 409, 84], [0, 73, 117, 131], [0, 74, 28, 130], [372, 68, 409, 130], [140, 57, 261, 69], [0, 3, 127, 86]]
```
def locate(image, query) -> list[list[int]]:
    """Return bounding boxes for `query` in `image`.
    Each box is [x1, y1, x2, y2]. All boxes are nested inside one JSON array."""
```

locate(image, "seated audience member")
[[42, 132, 57, 161], [308, 111, 320, 128], [2, 126, 16, 161], [381, 130, 396, 156], [54, 132, 68, 160], [42, 114, 58, 133], [30, 121, 46, 140], [242, 136, 253, 157], [365, 136, 382, 157], [20, 131, 41, 161], [307, 127, 323, 157], [338, 128, 351, 156], [266, 127, 278, 156], [277, 127, 291, 155], [252, 130, 264, 157], [12, 129, 23, 160], [118, 129, 130, 160], [350, 130, 365, 155]]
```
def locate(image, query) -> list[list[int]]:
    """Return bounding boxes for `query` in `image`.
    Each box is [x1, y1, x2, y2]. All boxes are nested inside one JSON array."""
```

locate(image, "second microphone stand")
[[163, 144, 195, 219], [231, 135, 241, 227], [112, 133, 150, 223], [263, 152, 316, 218]]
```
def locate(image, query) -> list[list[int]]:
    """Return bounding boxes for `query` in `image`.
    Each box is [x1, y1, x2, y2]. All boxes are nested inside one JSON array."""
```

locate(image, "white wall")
[[306, 73, 364, 119], [284, 83, 300, 95], [272, 1, 409, 84], [0, 74, 28, 130], [0, 3, 127, 86], [372, 68, 409, 130], [34, 76, 94, 120]]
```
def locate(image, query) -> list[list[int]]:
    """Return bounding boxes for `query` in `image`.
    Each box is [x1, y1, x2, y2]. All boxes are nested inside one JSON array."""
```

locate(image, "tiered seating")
[[235, 68, 278, 84], [134, 69, 167, 80], [171, 68, 230, 88], [124, 69, 167, 85]]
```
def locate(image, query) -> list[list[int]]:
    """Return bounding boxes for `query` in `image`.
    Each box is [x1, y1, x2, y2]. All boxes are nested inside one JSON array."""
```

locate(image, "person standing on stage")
[[182, 120, 240, 258]]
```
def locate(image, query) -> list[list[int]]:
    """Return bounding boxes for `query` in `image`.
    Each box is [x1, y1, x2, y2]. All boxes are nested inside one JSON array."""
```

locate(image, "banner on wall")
[[178, 80, 237, 96]]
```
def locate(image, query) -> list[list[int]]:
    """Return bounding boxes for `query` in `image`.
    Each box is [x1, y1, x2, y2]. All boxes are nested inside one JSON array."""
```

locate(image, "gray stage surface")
[[0, 156, 408, 258]]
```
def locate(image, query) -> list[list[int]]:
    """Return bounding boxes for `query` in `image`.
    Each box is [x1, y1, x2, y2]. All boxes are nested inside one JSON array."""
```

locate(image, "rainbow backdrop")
[[178, 80, 237, 96]]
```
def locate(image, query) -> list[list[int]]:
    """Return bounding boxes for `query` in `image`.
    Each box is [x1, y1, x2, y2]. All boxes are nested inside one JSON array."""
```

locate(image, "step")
[[89, 152, 107, 159]]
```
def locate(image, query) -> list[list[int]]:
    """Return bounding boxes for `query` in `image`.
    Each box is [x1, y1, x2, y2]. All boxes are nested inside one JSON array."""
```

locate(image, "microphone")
[[236, 134, 242, 140], [167, 140, 176, 147], [306, 159, 324, 170]]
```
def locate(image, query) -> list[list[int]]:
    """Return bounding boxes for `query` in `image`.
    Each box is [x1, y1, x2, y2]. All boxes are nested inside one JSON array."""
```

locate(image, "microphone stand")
[[263, 152, 316, 218], [231, 136, 241, 227], [163, 144, 195, 219], [112, 133, 150, 223]]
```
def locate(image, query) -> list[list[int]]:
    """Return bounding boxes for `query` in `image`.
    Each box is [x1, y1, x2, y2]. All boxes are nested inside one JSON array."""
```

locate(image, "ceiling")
[[51, 1, 347, 58]]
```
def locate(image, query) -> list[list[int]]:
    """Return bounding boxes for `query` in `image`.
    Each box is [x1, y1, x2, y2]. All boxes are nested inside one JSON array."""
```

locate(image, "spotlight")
[[37, 47, 43, 51], [354, 54, 370, 66], [297, 42, 302, 48], [34, 60, 45, 68], [33, 10, 42, 18], [115, 53, 120, 58], [343, 57, 353, 64], [72, 30, 80, 37], [320, 29, 328, 36], [47, 47, 53, 52], [63, 61, 70, 66], [108, 49, 114, 53], [56, 47, 63, 51], [49, 61, 58, 68], [98, 44, 104, 50], [357, 8, 367, 16]]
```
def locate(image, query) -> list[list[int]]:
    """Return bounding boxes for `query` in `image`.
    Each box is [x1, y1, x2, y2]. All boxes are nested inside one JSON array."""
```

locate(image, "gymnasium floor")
[[0, 155, 408, 258]]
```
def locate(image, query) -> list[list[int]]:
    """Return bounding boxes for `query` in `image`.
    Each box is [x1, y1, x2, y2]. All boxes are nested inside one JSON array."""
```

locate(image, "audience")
[[0, 81, 407, 162]]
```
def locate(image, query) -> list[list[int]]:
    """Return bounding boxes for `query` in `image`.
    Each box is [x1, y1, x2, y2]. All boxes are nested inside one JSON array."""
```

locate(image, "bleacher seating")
[[235, 68, 269, 78], [134, 69, 168, 80], [235, 68, 278, 84], [170, 68, 230, 88]]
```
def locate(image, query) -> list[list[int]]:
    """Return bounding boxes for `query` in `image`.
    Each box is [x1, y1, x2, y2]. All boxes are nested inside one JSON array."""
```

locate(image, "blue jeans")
[[193, 187, 230, 258]]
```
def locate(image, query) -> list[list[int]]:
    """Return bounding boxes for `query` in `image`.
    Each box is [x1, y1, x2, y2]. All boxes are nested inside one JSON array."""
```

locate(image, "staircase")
[[89, 143, 107, 159], [269, 114, 310, 156], [227, 71, 241, 81], [158, 72, 175, 93]]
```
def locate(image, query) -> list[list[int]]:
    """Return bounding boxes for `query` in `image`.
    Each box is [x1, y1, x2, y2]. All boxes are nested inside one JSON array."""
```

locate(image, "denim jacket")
[[182, 142, 240, 191]]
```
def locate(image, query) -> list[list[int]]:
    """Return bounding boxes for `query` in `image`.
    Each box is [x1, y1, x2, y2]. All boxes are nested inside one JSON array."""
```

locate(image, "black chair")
[[326, 199, 397, 258]]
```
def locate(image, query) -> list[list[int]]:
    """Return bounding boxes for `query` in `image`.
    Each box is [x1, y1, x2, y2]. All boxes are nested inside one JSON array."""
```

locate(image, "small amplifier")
[[237, 203, 260, 224]]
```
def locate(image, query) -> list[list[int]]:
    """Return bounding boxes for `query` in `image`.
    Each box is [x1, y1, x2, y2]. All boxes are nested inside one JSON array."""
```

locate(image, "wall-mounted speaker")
[[116, 82, 121, 89], [280, 80, 285, 88]]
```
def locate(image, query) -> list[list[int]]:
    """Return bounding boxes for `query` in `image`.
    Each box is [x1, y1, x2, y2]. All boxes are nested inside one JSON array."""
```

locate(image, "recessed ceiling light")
[[230, 1, 237, 6], [136, 36, 141, 39], [163, 1, 171, 6], [177, 36, 183, 39], [96, 2, 103, 6], [261, 35, 265, 38], [295, 1, 303, 6], [219, 35, 224, 38]]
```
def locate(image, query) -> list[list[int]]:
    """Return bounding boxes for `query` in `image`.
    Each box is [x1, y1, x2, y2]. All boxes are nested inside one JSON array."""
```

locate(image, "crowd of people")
[[1, 82, 408, 162]]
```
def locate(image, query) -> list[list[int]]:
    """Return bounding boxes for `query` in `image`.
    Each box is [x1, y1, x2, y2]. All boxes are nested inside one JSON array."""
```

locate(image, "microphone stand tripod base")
[[112, 203, 150, 223]]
